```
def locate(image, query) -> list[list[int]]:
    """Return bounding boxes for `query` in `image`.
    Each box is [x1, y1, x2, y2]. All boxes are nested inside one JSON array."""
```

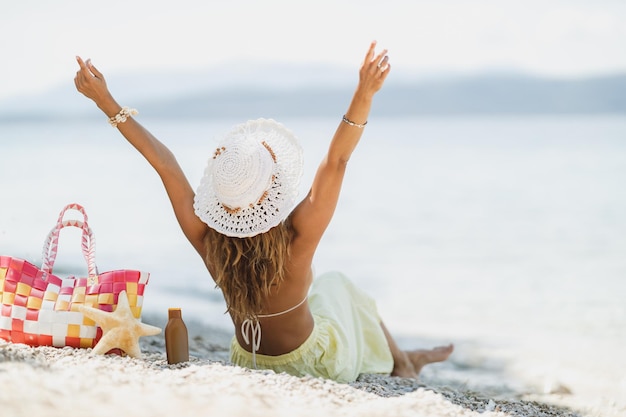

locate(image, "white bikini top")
[[240, 295, 308, 368]]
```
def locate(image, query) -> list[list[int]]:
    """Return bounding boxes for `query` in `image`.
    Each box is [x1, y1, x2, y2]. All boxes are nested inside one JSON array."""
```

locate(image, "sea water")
[[1, 115, 625, 414]]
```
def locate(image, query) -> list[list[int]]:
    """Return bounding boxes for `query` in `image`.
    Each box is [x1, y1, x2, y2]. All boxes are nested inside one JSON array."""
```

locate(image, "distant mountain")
[[0, 63, 624, 121], [376, 74, 626, 115], [137, 74, 626, 119]]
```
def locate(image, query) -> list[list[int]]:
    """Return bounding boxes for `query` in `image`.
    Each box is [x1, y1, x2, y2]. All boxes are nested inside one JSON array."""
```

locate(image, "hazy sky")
[[1, 0, 625, 100]]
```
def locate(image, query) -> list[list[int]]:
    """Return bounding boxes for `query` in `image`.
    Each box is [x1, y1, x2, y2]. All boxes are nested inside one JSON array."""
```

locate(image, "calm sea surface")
[[1, 115, 625, 414]]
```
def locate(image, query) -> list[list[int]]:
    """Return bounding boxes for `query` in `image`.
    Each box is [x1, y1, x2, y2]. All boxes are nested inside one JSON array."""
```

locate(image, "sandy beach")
[[0, 314, 596, 417]]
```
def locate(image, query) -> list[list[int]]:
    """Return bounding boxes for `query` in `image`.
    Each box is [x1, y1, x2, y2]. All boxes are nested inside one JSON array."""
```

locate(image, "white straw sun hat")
[[193, 118, 304, 238]]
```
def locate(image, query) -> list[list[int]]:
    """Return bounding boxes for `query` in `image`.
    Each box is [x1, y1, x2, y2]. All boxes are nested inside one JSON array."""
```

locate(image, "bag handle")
[[41, 203, 98, 277]]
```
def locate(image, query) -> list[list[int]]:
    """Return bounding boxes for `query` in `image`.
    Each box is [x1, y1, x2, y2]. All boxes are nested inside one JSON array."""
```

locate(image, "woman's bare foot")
[[390, 351, 419, 378], [407, 344, 454, 375], [380, 322, 454, 379], [390, 344, 454, 378]]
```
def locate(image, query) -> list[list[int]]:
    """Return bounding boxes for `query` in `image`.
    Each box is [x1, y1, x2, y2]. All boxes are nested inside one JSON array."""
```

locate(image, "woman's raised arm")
[[290, 41, 391, 254], [74, 57, 209, 257]]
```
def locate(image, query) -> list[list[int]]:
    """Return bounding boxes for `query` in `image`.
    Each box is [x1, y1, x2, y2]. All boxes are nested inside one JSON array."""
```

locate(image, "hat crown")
[[212, 137, 274, 210]]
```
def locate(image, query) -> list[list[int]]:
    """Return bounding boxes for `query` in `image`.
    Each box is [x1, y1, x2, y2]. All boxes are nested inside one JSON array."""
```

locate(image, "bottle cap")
[[168, 308, 182, 318]]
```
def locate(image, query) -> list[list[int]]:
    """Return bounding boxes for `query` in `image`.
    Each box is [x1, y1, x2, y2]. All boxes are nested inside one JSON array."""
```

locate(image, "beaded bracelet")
[[108, 106, 138, 127], [342, 114, 367, 128]]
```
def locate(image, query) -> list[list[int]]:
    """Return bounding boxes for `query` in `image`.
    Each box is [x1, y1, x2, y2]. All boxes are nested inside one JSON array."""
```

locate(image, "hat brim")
[[193, 118, 303, 238]]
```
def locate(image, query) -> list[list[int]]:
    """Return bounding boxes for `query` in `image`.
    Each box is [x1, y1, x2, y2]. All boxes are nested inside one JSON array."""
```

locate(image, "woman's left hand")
[[74, 56, 115, 108]]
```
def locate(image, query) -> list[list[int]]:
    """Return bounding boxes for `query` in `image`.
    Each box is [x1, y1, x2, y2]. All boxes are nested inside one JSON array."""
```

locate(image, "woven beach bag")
[[0, 203, 150, 348]]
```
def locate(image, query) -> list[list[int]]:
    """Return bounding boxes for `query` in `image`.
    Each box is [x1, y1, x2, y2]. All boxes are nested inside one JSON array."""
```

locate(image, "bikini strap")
[[241, 319, 262, 368], [240, 295, 308, 369], [256, 295, 308, 318]]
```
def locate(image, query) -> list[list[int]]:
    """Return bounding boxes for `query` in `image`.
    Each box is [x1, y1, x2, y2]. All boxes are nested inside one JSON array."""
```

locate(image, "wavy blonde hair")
[[204, 221, 293, 324]]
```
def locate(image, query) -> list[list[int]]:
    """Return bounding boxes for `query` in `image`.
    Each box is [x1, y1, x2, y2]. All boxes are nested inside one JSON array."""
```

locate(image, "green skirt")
[[230, 271, 393, 383]]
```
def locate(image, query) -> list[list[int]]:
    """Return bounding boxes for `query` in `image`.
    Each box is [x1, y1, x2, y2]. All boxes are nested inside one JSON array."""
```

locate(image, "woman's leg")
[[380, 321, 454, 378]]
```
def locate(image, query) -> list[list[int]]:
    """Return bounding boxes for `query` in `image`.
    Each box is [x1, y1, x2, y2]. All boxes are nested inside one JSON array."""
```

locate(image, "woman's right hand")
[[356, 41, 391, 98]]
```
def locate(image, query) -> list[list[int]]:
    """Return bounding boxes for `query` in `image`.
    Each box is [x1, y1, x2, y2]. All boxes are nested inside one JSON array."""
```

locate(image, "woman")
[[74, 41, 453, 382]]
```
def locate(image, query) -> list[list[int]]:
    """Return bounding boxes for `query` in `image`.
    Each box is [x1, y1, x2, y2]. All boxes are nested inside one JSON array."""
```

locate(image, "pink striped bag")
[[0, 203, 150, 348]]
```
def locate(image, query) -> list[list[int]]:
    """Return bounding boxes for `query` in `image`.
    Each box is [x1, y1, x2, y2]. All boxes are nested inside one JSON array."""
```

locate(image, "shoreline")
[[0, 315, 592, 417]]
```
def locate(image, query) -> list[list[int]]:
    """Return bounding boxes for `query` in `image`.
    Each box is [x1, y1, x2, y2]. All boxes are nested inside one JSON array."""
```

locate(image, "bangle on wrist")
[[342, 114, 367, 128], [108, 106, 138, 127]]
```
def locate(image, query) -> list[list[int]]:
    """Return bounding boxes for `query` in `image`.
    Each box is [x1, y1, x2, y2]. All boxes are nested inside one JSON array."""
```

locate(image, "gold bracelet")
[[342, 114, 367, 128], [108, 106, 138, 127]]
